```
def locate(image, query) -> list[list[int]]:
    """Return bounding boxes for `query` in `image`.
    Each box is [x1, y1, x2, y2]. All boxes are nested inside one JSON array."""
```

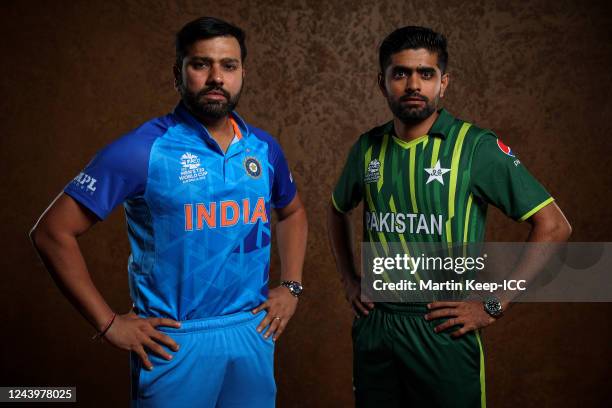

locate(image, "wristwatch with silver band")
[[280, 280, 303, 298]]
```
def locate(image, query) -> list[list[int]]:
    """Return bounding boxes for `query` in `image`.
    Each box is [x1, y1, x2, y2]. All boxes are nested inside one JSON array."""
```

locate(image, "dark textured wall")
[[2, 0, 611, 406]]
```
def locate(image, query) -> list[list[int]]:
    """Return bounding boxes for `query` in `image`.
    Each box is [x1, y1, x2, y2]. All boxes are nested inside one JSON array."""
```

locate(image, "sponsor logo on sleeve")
[[496, 139, 521, 166], [72, 172, 98, 194], [496, 139, 515, 157]]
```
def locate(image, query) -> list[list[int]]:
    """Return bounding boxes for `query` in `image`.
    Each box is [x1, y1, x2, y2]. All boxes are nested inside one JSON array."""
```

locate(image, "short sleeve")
[[270, 140, 297, 209], [470, 134, 554, 221], [63, 133, 151, 220], [332, 139, 364, 213]]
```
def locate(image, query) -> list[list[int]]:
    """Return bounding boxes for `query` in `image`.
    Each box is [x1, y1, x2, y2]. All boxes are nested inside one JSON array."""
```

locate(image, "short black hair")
[[379, 26, 448, 73], [175, 16, 247, 68]]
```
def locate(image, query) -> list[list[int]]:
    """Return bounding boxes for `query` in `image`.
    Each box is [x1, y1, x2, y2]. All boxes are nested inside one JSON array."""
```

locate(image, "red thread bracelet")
[[92, 313, 117, 341]]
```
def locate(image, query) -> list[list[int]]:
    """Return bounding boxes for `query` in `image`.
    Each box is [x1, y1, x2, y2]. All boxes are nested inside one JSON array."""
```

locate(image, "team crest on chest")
[[424, 160, 450, 185], [179, 152, 208, 184], [244, 156, 262, 178], [365, 159, 381, 183]]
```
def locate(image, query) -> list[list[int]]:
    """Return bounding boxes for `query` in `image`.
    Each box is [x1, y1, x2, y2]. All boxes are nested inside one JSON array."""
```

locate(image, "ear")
[[378, 72, 387, 97], [440, 72, 450, 98], [173, 65, 182, 90]]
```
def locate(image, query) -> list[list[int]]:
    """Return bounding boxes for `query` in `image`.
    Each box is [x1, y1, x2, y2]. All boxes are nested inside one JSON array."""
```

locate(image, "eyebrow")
[[188, 56, 241, 64], [392, 65, 437, 73]]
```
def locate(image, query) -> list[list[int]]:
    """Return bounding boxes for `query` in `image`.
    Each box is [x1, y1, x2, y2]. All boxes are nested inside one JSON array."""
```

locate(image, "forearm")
[[31, 229, 114, 331], [327, 203, 358, 283], [276, 207, 307, 282], [499, 213, 572, 309]]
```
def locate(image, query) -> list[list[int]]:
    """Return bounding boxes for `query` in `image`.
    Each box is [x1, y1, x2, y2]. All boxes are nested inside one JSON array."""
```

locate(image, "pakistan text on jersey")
[[184, 197, 268, 230], [366, 211, 444, 235]]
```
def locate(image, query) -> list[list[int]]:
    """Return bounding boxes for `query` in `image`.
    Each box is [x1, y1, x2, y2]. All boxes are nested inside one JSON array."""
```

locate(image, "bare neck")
[[393, 111, 439, 141]]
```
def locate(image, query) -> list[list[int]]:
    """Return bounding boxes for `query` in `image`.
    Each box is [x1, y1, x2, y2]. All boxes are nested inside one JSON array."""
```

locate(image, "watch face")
[[283, 281, 302, 296], [485, 298, 502, 316], [290, 283, 303, 295]]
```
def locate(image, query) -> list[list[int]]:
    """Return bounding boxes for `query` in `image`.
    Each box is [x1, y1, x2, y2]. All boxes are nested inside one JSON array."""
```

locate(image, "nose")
[[207, 63, 223, 86], [405, 72, 420, 93]]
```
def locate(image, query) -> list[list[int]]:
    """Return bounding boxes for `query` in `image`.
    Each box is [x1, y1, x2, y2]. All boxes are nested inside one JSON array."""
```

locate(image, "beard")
[[179, 82, 243, 119], [388, 91, 438, 124]]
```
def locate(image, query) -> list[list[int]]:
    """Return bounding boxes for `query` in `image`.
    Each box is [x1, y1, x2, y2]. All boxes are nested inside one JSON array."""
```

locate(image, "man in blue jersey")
[[30, 17, 308, 407]]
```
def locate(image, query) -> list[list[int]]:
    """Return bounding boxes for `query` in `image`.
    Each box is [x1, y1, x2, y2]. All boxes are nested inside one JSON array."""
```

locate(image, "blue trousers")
[[130, 311, 276, 407]]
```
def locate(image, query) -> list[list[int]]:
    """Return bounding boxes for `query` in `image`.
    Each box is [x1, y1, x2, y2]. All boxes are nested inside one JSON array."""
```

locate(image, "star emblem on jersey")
[[424, 160, 450, 185], [244, 157, 262, 178]]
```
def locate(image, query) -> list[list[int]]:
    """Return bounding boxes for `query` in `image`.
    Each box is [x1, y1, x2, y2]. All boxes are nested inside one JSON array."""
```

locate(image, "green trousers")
[[352, 303, 485, 408]]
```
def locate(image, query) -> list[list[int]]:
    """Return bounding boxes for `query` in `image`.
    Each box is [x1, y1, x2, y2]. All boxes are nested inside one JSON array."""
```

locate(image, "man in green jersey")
[[327, 26, 572, 407]]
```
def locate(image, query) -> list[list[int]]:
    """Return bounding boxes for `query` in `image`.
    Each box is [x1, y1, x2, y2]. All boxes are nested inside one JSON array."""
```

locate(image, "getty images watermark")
[[371, 252, 526, 292], [361, 242, 611, 302]]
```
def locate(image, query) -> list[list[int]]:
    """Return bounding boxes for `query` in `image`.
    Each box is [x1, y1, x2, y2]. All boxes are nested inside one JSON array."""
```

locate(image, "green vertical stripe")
[[469, 202, 482, 243], [448, 123, 471, 219], [395, 149, 409, 222], [363, 146, 379, 255], [446, 123, 472, 244], [366, 188, 388, 253], [456, 169, 471, 245], [430, 137, 442, 167], [409, 146, 418, 213], [443, 124, 458, 156], [463, 194, 473, 243], [364, 141, 389, 254], [377, 134, 389, 192], [389, 195, 421, 282], [475, 330, 486, 408]]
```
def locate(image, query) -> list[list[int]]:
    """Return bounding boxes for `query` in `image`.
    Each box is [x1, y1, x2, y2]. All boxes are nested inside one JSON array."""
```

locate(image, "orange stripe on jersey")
[[230, 117, 242, 140]]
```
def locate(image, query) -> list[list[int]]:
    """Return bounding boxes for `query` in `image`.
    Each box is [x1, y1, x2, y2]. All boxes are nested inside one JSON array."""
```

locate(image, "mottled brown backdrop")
[[1, 0, 611, 407]]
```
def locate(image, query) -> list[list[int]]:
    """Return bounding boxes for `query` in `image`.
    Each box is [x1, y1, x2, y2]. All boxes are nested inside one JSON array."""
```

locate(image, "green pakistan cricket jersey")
[[335, 109, 554, 408], [332, 108, 554, 248]]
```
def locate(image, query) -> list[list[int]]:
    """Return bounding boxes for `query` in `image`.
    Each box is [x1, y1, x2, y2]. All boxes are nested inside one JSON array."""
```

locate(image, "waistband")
[[136, 310, 262, 333], [375, 302, 429, 315]]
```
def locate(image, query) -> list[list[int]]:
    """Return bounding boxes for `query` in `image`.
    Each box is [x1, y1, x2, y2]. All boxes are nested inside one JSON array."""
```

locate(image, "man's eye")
[[224, 64, 238, 71], [393, 71, 407, 79], [422, 71, 434, 79], [193, 62, 208, 69]]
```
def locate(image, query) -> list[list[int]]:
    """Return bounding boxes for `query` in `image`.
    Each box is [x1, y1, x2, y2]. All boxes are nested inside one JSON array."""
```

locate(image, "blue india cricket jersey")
[[64, 102, 297, 321]]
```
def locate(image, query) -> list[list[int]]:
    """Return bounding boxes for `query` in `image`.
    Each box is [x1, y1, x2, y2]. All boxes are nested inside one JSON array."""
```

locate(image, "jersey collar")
[[173, 101, 251, 144], [387, 108, 454, 140], [428, 108, 455, 139]]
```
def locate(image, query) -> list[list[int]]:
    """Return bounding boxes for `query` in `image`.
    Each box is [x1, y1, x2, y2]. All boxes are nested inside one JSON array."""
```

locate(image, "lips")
[[199, 88, 229, 101], [203, 91, 227, 100], [400, 95, 427, 103]]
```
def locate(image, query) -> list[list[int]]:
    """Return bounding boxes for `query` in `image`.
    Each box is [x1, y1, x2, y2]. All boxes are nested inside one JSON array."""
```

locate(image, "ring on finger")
[[274, 316, 281, 321]]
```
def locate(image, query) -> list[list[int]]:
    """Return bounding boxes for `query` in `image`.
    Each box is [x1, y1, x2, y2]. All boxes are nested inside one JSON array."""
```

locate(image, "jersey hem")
[[518, 197, 555, 222], [271, 188, 297, 209], [331, 194, 346, 213]]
